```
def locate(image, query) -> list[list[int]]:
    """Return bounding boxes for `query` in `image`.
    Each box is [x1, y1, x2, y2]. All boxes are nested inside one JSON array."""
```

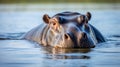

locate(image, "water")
[[0, 4, 120, 67]]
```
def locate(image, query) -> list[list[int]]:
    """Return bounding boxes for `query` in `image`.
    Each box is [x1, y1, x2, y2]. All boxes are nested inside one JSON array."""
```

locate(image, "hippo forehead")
[[52, 12, 86, 24], [54, 11, 81, 16]]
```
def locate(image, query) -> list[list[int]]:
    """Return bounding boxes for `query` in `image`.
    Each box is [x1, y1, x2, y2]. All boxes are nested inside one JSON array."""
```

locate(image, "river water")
[[0, 3, 120, 67]]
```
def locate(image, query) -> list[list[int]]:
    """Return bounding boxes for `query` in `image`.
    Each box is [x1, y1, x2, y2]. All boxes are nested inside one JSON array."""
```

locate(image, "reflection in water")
[[46, 54, 90, 59], [42, 47, 91, 59], [43, 47, 91, 54]]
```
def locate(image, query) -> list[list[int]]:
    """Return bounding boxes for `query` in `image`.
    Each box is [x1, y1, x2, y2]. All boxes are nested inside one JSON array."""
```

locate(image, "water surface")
[[0, 4, 120, 67]]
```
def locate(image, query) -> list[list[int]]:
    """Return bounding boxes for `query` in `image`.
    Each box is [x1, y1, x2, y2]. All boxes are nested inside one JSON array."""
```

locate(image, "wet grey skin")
[[24, 11, 106, 48]]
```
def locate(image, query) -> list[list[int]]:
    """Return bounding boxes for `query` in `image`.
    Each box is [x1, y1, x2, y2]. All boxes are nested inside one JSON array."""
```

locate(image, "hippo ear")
[[86, 12, 91, 21], [43, 14, 51, 24]]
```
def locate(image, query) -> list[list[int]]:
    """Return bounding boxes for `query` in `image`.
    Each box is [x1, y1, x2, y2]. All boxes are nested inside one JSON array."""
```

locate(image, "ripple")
[[112, 35, 120, 38], [94, 47, 120, 53], [0, 33, 24, 40], [45, 54, 90, 59]]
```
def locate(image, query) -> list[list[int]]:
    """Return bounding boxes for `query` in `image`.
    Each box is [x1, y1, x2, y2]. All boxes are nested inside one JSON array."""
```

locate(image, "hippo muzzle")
[[24, 11, 106, 48], [50, 22, 96, 48]]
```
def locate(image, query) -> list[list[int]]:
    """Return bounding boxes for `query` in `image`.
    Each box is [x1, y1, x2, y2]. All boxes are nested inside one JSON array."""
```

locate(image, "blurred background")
[[0, 0, 120, 34], [0, 0, 120, 3]]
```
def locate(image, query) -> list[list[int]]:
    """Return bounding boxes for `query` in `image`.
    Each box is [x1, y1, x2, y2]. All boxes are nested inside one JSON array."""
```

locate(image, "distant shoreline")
[[0, 0, 120, 4], [0, 3, 120, 12]]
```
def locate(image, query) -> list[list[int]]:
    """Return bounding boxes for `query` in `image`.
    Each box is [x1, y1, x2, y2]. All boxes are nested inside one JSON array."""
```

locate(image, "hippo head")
[[43, 12, 96, 48]]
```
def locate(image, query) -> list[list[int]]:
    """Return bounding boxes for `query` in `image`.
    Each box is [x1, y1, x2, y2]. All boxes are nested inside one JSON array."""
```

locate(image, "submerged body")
[[24, 12, 106, 48]]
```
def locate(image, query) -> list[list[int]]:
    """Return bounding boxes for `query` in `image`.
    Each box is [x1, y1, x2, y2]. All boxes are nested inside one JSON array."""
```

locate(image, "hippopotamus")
[[24, 11, 106, 48]]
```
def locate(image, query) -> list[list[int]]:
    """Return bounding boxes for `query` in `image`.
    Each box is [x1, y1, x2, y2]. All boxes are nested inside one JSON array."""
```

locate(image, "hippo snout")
[[66, 31, 95, 48]]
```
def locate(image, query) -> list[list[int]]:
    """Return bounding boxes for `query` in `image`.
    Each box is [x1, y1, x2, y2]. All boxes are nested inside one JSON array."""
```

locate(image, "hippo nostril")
[[64, 33, 70, 39], [82, 32, 87, 38]]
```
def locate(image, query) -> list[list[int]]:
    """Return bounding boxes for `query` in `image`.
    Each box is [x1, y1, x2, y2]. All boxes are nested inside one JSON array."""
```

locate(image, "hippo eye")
[[77, 15, 85, 24], [50, 18, 58, 26], [53, 22, 56, 26]]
